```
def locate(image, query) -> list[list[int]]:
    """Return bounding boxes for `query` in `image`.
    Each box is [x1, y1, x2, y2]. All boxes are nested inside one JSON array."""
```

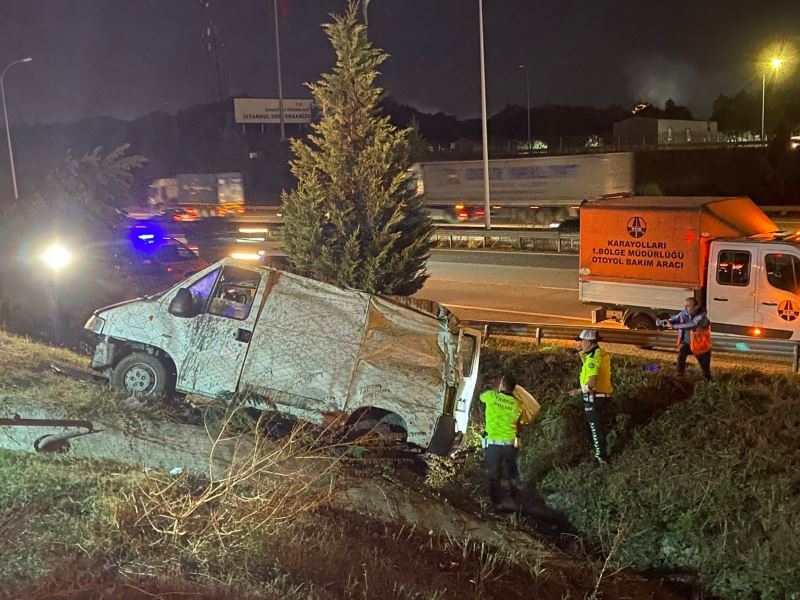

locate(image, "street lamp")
[[271, 0, 286, 140], [761, 56, 783, 144], [518, 65, 531, 152], [478, 0, 490, 230], [1, 57, 32, 201]]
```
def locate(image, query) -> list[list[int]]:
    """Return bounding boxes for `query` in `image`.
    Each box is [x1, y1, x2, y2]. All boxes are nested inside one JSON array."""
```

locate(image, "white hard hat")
[[575, 329, 600, 342]]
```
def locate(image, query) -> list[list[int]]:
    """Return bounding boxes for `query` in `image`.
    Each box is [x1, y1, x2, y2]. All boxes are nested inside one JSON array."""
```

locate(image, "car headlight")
[[40, 243, 73, 272], [84, 314, 105, 334]]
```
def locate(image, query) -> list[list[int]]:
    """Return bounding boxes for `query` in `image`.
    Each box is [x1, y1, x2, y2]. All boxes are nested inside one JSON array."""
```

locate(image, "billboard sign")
[[234, 98, 312, 124]]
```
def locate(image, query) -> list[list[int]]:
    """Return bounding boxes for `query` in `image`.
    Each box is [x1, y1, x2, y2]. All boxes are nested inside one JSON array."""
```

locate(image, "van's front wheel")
[[111, 352, 169, 399]]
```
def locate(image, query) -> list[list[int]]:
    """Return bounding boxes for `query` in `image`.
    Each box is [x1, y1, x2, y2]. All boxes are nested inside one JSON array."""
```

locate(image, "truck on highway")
[[410, 152, 633, 226], [148, 172, 246, 219], [84, 258, 482, 454], [579, 196, 800, 340]]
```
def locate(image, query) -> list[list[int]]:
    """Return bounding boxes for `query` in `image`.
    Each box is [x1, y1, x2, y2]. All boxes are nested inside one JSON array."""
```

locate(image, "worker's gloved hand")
[[656, 319, 667, 328]]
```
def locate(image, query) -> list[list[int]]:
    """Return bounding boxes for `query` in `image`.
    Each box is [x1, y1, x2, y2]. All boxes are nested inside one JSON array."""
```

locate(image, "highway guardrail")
[[464, 321, 800, 372], [194, 219, 581, 253], [432, 228, 578, 252]]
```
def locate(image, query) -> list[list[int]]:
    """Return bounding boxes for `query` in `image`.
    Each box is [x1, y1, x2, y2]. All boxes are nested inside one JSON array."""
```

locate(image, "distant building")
[[613, 117, 720, 147], [450, 137, 481, 153]]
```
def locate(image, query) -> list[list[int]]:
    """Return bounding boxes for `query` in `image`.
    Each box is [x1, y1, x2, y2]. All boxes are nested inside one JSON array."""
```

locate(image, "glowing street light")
[[758, 41, 797, 144]]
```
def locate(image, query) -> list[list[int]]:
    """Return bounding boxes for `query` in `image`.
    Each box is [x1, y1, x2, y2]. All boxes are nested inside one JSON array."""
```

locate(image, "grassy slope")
[[0, 329, 683, 600], [480, 340, 800, 600]]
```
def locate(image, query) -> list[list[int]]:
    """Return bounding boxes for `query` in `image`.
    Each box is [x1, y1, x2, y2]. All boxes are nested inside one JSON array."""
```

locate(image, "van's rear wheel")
[[112, 352, 169, 399], [344, 408, 407, 443]]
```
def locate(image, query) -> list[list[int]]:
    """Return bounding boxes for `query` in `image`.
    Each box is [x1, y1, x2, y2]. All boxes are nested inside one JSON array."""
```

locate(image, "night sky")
[[1, 0, 799, 125]]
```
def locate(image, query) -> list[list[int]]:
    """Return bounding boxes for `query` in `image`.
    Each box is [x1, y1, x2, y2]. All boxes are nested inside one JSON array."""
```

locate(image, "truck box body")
[[85, 260, 480, 452], [580, 197, 778, 309], [413, 152, 634, 208], [149, 173, 246, 214]]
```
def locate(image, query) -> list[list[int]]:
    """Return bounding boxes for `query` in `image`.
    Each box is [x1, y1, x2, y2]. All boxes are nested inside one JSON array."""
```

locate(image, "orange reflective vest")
[[675, 311, 712, 355], [690, 325, 712, 355]]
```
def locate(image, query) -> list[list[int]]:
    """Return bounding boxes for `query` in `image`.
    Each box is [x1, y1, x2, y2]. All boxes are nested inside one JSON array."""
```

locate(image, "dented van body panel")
[[85, 259, 481, 452]]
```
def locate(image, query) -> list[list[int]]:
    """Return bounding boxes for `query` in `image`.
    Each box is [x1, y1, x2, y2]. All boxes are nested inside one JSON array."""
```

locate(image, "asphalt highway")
[[419, 249, 591, 324]]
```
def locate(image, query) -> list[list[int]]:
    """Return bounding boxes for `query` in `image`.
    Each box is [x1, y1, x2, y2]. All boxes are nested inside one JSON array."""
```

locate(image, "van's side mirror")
[[169, 288, 196, 317]]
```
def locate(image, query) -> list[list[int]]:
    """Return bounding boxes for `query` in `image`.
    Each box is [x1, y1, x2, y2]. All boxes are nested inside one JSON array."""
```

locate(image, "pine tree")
[[282, 1, 434, 296]]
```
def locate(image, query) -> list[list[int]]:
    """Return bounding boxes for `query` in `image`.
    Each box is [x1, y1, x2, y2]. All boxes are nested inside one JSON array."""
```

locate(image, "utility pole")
[[1, 57, 32, 201], [478, 0, 491, 230], [518, 64, 531, 151], [363, 0, 371, 25], [201, 0, 225, 102], [272, 0, 286, 140]]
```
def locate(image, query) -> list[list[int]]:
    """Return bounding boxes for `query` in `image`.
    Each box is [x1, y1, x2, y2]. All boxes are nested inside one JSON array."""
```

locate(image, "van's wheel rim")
[[124, 364, 159, 394]]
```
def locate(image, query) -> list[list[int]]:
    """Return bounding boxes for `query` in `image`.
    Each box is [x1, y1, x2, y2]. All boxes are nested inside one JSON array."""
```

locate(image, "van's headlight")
[[84, 315, 105, 334]]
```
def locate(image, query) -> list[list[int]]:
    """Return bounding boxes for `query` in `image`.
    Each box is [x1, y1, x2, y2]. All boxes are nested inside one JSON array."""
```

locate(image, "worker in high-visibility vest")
[[479, 372, 523, 507], [569, 329, 612, 464], [658, 297, 712, 381]]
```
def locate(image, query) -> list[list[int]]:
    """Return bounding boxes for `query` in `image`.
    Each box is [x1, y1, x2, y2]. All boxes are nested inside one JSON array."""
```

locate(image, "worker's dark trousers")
[[677, 343, 712, 380], [484, 444, 519, 504], [582, 393, 608, 462]]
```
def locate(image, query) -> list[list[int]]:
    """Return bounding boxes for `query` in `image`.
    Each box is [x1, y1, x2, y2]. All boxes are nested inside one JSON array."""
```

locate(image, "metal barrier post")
[[793, 344, 799, 373], [535, 327, 542, 346]]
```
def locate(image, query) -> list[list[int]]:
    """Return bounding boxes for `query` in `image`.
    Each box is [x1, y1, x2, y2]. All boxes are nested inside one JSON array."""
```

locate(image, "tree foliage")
[[712, 84, 800, 135], [282, 2, 433, 295], [2, 144, 146, 248]]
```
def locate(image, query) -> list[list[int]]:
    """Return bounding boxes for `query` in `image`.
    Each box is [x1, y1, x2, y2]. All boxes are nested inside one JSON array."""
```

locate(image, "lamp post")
[[478, 0, 491, 230], [1, 57, 32, 201], [761, 56, 783, 144], [271, 0, 286, 140], [518, 64, 531, 151]]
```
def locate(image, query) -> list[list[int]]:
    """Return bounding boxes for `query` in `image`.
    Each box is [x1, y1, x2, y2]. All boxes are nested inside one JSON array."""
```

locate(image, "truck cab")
[[707, 237, 800, 339]]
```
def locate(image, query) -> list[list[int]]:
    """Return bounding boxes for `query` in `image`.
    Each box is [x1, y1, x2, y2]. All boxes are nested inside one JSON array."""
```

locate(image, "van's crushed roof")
[[226, 259, 460, 329]]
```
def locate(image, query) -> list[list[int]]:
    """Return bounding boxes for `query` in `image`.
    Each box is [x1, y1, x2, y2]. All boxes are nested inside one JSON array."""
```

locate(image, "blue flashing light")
[[128, 221, 165, 252]]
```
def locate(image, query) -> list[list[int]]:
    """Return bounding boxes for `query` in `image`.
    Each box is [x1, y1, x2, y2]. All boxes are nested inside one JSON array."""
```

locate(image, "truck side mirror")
[[169, 288, 196, 318]]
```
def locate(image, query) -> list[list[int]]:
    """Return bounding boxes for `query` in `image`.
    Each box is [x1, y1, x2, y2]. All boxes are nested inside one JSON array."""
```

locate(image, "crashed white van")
[[84, 259, 481, 454]]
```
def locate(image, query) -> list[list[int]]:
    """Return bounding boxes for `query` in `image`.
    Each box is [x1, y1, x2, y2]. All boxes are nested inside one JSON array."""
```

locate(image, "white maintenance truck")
[[580, 196, 800, 340]]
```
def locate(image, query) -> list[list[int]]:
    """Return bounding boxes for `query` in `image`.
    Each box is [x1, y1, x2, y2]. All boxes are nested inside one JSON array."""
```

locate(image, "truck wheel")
[[627, 314, 657, 330], [111, 352, 169, 399], [626, 314, 657, 349]]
